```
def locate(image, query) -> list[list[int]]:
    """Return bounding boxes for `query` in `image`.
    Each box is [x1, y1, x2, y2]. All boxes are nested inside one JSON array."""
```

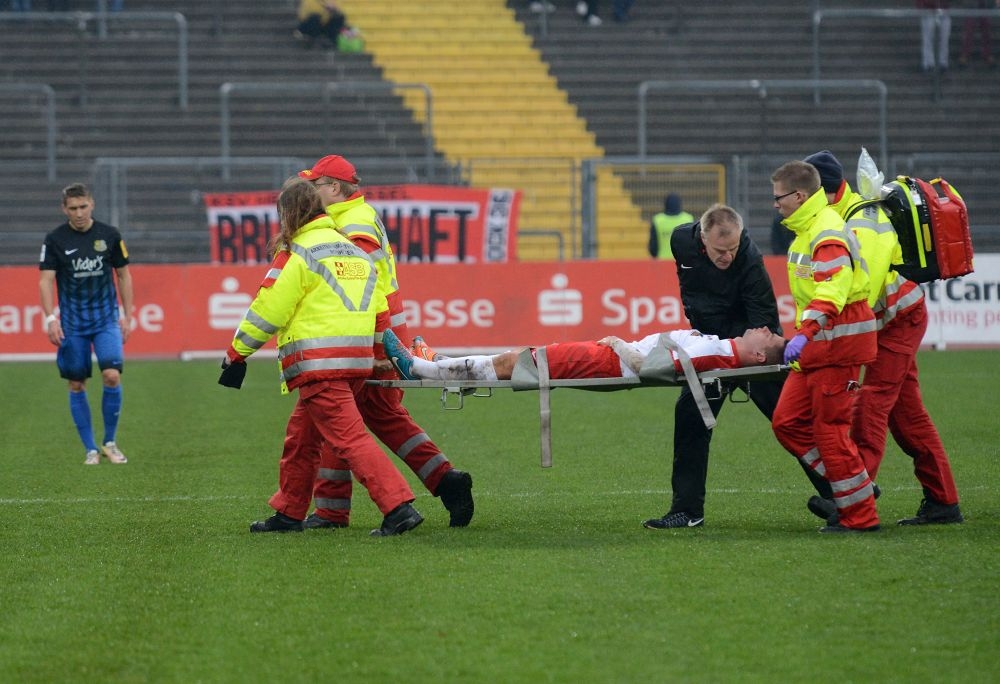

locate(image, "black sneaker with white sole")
[[642, 511, 704, 529]]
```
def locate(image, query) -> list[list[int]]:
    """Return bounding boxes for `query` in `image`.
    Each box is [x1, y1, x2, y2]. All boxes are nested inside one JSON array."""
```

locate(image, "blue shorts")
[[56, 325, 124, 381]]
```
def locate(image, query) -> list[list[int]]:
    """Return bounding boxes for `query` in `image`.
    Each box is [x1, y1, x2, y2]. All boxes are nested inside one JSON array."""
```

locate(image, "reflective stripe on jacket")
[[326, 193, 408, 348], [783, 188, 877, 368], [831, 183, 925, 329], [229, 214, 385, 391]]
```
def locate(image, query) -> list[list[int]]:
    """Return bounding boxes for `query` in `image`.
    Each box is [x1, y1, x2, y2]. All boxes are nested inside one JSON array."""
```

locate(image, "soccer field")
[[0, 351, 997, 682]]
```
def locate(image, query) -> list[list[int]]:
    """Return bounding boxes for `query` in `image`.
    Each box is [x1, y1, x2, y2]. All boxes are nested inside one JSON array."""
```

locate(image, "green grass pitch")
[[0, 351, 997, 682]]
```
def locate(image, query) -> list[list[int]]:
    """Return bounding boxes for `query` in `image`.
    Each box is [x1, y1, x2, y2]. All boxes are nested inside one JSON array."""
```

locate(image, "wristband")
[[44, 314, 57, 327]]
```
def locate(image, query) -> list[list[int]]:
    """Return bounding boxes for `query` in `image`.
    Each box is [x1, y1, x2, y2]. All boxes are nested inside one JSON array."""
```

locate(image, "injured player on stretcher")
[[382, 327, 787, 383]]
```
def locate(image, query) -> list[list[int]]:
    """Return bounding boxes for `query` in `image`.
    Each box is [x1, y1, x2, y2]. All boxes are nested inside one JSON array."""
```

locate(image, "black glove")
[[218, 358, 247, 389]]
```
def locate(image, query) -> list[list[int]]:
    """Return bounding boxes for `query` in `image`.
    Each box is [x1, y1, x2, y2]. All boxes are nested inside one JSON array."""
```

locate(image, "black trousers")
[[667, 377, 830, 518]]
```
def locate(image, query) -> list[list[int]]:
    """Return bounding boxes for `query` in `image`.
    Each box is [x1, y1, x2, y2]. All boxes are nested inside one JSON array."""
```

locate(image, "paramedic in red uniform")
[[770, 160, 880, 533], [804, 151, 963, 525], [220, 178, 423, 537], [298, 155, 474, 529]]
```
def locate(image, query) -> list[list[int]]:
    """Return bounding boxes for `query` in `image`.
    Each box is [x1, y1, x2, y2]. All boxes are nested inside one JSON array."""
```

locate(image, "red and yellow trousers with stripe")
[[311, 371, 455, 525], [267, 378, 414, 521], [773, 362, 880, 529], [851, 300, 959, 505]]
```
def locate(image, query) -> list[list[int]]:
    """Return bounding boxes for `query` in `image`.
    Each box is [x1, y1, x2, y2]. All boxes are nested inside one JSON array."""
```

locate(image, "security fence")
[[84, 152, 1000, 261]]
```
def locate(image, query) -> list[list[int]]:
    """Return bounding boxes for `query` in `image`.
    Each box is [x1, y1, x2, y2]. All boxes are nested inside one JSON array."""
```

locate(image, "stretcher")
[[367, 336, 788, 467]]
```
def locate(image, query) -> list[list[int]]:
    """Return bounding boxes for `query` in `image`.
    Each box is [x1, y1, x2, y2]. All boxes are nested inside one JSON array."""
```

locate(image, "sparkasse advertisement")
[[3, 256, 1000, 359]]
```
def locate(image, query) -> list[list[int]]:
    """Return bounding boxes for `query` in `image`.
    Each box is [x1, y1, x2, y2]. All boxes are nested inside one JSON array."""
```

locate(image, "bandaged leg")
[[411, 355, 498, 381]]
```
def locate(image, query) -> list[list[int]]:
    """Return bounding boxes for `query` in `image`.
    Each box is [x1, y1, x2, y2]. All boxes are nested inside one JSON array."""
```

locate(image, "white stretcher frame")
[[367, 337, 788, 467]]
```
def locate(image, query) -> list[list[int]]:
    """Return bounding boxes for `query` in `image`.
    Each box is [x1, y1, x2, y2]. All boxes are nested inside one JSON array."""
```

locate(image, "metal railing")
[[0, 83, 57, 182], [519, 230, 565, 261], [812, 7, 1000, 103], [580, 155, 733, 259], [0, 11, 189, 110], [91, 156, 306, 231], [219, 81, 435, 181], [637, 79, 889, 171], [461, 156, 580, 259]]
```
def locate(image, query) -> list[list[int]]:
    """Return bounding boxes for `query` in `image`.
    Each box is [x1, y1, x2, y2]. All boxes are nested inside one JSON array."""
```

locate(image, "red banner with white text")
[[4, 257, 1000, 359], [205, 185, 521, 265]]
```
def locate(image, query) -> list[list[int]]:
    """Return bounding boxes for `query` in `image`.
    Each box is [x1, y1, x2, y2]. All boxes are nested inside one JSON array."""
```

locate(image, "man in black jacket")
[[643, 203, 832, 529]]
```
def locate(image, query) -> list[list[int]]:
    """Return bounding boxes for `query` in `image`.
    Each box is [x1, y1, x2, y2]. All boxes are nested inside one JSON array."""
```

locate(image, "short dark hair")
[[61, 183, 92, 204], [771, 161, 820, 195]]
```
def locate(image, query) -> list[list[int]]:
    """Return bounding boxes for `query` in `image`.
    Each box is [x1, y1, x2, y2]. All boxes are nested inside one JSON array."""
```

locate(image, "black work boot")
[[370, 502, 424, 537], [897, 498, 964, 525], [303, 512, 348, 530], [437, 469, 474, 527], [250, 512, 304, 533]]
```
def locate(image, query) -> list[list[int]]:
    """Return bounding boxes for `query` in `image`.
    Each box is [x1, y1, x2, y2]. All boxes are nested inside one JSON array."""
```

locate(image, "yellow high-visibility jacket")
[[227, 214, 386, 392], [650, 211, 693, 259], [326, 193, 411, 353], [830, 183, 925, 329], [783, 188, 877, 368]]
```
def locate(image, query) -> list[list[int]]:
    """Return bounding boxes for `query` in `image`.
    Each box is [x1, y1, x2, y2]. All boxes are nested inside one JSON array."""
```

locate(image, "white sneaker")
[[586, 14, 602, 26], [102, 441, 128, 464], [84, 450, 100, 465], [576, 1, 588, 16]]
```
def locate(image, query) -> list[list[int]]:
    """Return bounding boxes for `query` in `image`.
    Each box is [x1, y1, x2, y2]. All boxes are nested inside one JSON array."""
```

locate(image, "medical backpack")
[[847, 176, 974, 282]]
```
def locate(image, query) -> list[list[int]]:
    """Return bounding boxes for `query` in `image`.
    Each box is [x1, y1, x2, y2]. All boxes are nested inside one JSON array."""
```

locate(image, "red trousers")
[[268, 379, 414, 520], [311, 381, 453, 524], [851, 301, 958, 504], [773, 365, 879, 529]]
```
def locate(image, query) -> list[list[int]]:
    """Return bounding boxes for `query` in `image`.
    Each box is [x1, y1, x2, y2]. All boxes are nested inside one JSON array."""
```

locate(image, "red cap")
[[298, 155, 359, 183]]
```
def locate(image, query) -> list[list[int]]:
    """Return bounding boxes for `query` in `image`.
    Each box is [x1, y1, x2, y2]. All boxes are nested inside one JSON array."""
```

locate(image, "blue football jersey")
[[39, 220, 130, 335]]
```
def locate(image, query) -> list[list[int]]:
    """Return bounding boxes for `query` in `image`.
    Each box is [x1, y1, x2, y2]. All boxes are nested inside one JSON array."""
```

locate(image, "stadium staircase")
[[517, 0, 1000, 248], [2, 1, 997, 264], [337, 0, 644, 260], [0, 0, 451, 264]]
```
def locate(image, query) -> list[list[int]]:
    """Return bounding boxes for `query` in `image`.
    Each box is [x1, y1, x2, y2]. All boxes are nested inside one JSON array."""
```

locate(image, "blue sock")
[[102, 384, 123, 445], [69, 390, 98, 453]]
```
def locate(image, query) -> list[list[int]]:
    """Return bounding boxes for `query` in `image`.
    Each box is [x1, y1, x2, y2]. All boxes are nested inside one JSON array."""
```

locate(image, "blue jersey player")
[[39, 183, 134, 465]]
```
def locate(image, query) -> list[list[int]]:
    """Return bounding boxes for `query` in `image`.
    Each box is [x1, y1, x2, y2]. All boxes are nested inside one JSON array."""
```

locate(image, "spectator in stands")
[[613, 0, 635, 22], [770, 210, 794, 256], [576, 0, 602, 26], [918, 0, 953, 72], [528, 1, 556, 12], [959, 0, 998, 67], [648, 193, 693, 260], [294, 0, 346, 49]]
